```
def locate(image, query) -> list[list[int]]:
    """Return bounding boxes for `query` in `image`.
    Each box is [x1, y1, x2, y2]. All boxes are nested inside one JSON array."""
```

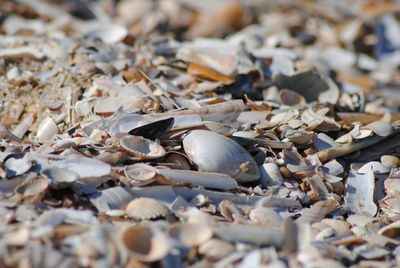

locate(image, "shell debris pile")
[[2, 0, 400, 267]]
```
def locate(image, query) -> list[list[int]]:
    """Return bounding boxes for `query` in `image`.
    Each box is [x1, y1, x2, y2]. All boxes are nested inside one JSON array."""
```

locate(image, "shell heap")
[[1, 0, 400, 267]]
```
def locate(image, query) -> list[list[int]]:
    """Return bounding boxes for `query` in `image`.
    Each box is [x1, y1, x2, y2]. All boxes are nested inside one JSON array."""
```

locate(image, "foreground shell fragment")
[[2, 0, 400, 266]]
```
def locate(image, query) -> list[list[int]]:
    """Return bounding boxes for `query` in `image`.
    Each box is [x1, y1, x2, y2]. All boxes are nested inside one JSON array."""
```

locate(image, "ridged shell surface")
[[182, 130, 259, 182]]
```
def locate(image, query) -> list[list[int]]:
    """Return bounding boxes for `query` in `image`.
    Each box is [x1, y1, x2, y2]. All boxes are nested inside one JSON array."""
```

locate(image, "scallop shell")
[[120, 135, 166, 160], [249, 207, 283, 227], [15, 176, 49, 198], [125, 198, 170, 220], [122, 225, 170, 262], [41, 167, 79, 189], [168, 223, 213, 247], [198, 239, 235, 260], [124, 163, 158, 186], [182, 130, 259, 182]]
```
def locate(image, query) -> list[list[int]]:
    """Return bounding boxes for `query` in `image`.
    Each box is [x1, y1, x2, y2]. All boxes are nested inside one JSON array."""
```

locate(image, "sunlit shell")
[[37, 116, 58, 142], [125, 198, 170, 220], [52, 157, 111, 178], [218, 200, 247, 223], [122, 225, 170, 262], [249, 207, 283, 227], [356, 161, 391, 174], [362, 120, 393, 137], [198, 239, 235, 260], [4, 156, 32, 177], [168, 223, 213, 247], [124, 163, 157, 186], [259, 163, 283, 187], [213, 223, 284, 246], [120, 135, 166, 160], [15, 176, 49, 198], [156, 168, 238, 190], [183, 130, 259, 182], [321, 219, 351, 234], [41, 167, 79, 189], [381, 155, 400, 168]]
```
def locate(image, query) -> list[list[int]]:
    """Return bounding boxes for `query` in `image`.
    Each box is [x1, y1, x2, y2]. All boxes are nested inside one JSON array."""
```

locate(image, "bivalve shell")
[[120, 135, 166, 160], [182, 130, 259, 182], [168, 223, 213, 247], [199, 239, 235, 260], [124, 163, 158, 186], [125, 198, 170, 220], [41, 167, 79, 189], [15, 176, 49, 199], [122, 225, 171, 262]]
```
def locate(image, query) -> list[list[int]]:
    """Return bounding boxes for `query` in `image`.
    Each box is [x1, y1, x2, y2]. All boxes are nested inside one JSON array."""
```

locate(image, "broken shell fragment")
[[37, 116, 58, 142], [125, 198, 170, 220], [182, 130, 259, 182], [15, 176, 49, 199], [120, 135, 166, 160]]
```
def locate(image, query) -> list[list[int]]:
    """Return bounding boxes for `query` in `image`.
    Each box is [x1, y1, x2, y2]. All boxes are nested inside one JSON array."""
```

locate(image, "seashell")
[[164, 152, 192, 170], [37, 116, 58, 142], [89, 24, 127, 44], [124, 163, 158, 186], [321, 219, 351, 234], [356, 161, 391, 174], [122, 225, 170, 262], [381, 155, 400, 168], [249, 207, 283, 227], [384, 179, 400, 197], [259, 163, 283, 187], [0, 46, 44, 60], [218, 200, 247, 223], [156, 168, 238, 190], [198, 239, 235, 260], [213, 223, 284, 246], [41, 167, 79, 189], [15, 176, 48, 198], [128, 117, 174, 140], [162, 100, 245, 122], [286, 131, 315, 145], [4, 156, 32, 177], [279, 89, 306, 106], [94, 97, 144, 115], [12, 113, 35, 139], [125, 198, 170, 220], [345, 169, 377, 216], [187, 63, 235, 85], [297, 199, 338, 224], [168, 223, 213, 247], [362, 120, 393, 137], [108, 114, 149, 137], [378, 221, 400, 239], [183, 130, 259, 182], [120, 135, 166, 160], [52, 157, 111, 178]]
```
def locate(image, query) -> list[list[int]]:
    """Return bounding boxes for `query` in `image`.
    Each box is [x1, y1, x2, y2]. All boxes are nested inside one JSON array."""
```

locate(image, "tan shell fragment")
[[199, 239, 235, 260], [378, 221, 400, 239], [120, 135, 166, 160], [122, 225, 170, 262], [168, 223, 213, 247], [125, 198, 170, 220]]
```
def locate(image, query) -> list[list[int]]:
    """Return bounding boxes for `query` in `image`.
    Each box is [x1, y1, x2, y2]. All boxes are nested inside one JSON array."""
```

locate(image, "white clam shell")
[[5, 156, 32, 177], [183, 130, 259, 182], [259, 163, 283, 187], [37, 116, 58, 142], [168, 223, 213, 247], [198, 239, 235, 260], [125, 197, 170, 220], [120, 135, 166, 160], [249, 207, 283, 227]]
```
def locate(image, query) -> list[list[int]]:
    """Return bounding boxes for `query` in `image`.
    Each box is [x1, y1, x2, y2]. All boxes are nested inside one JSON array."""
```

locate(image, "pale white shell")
[[168, 223, 213, 247], [183, 130, 259, 182]]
